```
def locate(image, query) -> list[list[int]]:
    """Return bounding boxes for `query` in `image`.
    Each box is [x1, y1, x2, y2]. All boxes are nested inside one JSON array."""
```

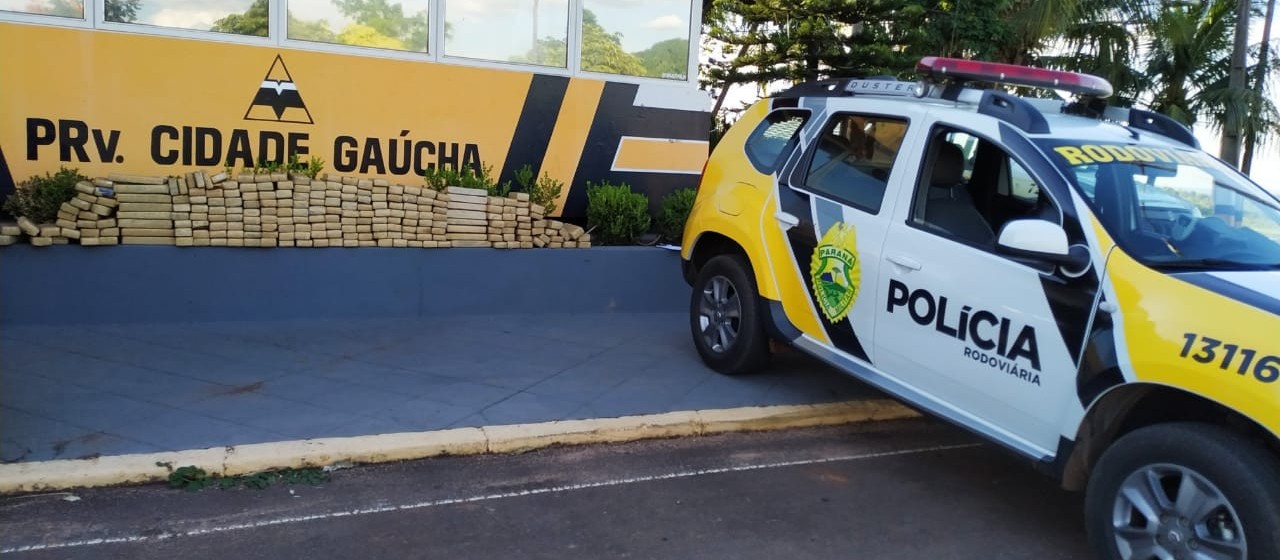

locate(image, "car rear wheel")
[[1085, 422, 1280, 560], [689, 254, 770, 375]]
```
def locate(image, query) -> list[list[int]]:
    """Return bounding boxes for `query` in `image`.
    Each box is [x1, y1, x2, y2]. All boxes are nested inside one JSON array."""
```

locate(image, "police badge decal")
[[810, 222, 860, 323]]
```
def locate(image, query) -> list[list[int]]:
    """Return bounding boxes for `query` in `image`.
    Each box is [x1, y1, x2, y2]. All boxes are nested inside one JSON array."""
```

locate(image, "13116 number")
[[1180, 333, 1280, 383]]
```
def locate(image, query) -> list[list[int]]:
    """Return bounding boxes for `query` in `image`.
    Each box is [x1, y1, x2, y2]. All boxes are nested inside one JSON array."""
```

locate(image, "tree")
[[636, 38, 690, 79], [211, 0, 269, 36], [512, 36, 568, 67], [580, 9, 647, 76], [1242, 0, 1278, 173], [287, 12, 339, 43], [103, 0, 140, 23], [704, 0, 929, 89], [1142, 0, 1236, 126], [337, 23, 404, 49], [25, 0, 81, 18], [333, 0, 427, 51]]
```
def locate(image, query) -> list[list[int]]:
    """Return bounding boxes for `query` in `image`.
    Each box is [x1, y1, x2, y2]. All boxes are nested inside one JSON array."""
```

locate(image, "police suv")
[[681, 57, 1280, 559]]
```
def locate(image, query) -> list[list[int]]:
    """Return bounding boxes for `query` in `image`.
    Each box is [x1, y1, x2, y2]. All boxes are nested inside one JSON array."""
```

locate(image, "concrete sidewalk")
[[1, 313, 876, 463]]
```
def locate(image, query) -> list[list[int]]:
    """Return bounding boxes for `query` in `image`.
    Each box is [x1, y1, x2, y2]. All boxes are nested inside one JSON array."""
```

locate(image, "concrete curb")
[[0, 399, 918, 494]]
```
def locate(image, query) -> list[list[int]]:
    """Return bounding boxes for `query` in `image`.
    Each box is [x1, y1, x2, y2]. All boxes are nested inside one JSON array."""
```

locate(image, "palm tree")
[[1141, 0, 1237, 125]]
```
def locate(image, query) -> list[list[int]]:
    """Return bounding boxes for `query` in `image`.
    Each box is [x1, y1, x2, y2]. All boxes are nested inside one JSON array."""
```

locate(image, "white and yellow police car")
[[681, 57, 1280, 559]]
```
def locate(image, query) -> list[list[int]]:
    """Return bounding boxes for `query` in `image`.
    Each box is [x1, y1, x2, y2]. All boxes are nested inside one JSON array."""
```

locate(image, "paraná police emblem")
[[810, 222, 860, 323]]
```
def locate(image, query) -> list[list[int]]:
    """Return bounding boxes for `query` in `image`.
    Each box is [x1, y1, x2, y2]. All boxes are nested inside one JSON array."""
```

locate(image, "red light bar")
[[917, 56, 1114, 98]]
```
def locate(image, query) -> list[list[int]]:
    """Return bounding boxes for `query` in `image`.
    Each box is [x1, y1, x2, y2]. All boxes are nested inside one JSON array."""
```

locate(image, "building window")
[[102, 0, 270, 36], [2, 0, 83, 19], [443, 0, 568, 67], [288, 0, 428, 52], [580, 0, 690, 79]]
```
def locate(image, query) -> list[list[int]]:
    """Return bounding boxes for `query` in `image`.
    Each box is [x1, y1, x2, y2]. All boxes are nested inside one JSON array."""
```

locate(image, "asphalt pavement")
[[1, 419, 1091, 559]]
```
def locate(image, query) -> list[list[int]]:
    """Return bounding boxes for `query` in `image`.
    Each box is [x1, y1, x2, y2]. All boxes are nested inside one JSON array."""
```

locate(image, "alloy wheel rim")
[[1112, 463, 1246, 560], [697, 275, 742, 353]]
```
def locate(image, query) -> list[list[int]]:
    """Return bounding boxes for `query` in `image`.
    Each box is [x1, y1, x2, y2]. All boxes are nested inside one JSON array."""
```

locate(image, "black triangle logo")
[[243, 55, 314, 125]]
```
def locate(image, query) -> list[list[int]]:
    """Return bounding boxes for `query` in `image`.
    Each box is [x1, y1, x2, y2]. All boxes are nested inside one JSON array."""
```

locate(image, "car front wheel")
[[1085, 422, 1280, 560]]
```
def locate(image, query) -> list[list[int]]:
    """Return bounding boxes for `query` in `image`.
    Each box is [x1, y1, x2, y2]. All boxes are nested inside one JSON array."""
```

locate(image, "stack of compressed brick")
[[170, 173, 194, 246], [0, 222, 19, 245], [317, 176, 342, 248], [259, 173, 286, 247], [335, 177, 358, 247], [31, 222, 68, 246], [369, 180, 398, 248], [486, 196, 517, 248], [430, 189, 449, 245], [512, 193, 534, 248], [352, 177, 373, 247], [446, 186, 491, 248], [404, 185, 440, 248], [112, 174, 174, 246], [240, 174, 276, 248], [190, 175, 211, 246], [64, 180, 119, 246], [533, 220, 592, 248]]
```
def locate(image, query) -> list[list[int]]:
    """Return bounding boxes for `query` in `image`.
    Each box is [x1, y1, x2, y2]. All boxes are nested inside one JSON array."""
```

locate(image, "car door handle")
[[774, 211, 800, 231], [887, 255, 922, 271]]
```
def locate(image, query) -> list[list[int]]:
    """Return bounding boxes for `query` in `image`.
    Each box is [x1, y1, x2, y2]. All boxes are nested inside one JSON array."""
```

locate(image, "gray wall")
[[0, 247, 691, 325]]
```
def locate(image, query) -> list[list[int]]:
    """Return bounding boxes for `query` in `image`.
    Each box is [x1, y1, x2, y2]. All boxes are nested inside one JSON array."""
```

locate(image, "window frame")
[[1, 1, 93, 28], [789, 111, 912, 216], [94, 0, 277, 46], [907, 122, 1065, 255], [0, 0, 703, 86], [573, 0, 697, 83], [437, 0, 573, 71], [278, 0, 433, 59]]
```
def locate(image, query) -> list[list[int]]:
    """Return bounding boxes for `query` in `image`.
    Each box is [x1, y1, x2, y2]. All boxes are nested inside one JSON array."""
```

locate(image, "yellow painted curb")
[[0, 399, 917, 494]]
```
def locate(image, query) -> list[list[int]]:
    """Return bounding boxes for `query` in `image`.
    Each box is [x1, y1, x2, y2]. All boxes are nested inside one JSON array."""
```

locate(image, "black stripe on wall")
[[566, 81, 711, 218], [0, 146, 14, 221], [499, 74, 570, 188]]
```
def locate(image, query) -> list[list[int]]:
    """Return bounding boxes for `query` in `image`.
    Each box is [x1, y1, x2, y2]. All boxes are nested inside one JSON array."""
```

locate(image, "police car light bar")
[[917, 56, 1114, 99]]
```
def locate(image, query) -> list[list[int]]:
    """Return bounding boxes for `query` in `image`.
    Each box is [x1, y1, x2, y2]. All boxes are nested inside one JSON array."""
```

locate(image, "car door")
[[872, 116, 1099, 456], [767, 98, 930, 366]]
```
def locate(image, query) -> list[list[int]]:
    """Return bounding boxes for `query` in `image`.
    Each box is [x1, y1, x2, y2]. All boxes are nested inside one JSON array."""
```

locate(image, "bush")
[[586, 181, 651, 245], [423, 163, 507, 195], [2, 167, 87, 223], [511, 164, 565, 214], [657, 187, 697, 243]]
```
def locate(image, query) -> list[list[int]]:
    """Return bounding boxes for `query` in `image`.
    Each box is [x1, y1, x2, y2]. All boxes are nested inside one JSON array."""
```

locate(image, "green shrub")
[[657, 187, 697, 243], [288, 154, 325, 179], [586, 181, 651, 245], [2, 167, 86, 223], [424, 163, 508, 195], [511, 164, 565, 214]]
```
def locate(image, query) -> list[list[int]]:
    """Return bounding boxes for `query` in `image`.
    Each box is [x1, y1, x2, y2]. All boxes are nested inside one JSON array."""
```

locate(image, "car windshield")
[[1037, 139, 1280, 271]]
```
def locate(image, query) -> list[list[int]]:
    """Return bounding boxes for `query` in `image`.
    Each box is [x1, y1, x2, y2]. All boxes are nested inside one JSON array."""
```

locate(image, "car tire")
[[1085, 422, 1280, 560], [689, 254, 771, 375]]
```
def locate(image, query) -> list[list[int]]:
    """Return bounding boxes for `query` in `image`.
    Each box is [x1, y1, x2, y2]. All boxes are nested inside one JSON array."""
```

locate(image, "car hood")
[[1172, 270, 1280, 316]]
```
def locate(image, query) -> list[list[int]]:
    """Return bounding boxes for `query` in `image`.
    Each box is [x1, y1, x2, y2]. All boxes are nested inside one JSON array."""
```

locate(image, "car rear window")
[[744, 109, 809, 173]]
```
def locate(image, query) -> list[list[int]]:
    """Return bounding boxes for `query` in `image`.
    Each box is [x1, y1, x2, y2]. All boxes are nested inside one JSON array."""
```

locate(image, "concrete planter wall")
[[0, 246, 689, 325]]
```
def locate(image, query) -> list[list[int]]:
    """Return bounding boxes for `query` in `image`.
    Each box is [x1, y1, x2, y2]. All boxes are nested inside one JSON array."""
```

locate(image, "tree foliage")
[[703, 0, 1280, 170], [211, 0, 269, 36], [580, 9, 647, 76], [103, 0, 140, 23]]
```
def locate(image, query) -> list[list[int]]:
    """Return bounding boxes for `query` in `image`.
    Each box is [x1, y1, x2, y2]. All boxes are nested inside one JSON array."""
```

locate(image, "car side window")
[[800, 114, 909, 214], [744, 110, 809, 174], [912, 126, 1056, 248]]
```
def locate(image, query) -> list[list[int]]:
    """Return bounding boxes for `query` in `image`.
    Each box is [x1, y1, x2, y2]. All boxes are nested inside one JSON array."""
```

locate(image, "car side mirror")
[[997, 219, 1090, 272]]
